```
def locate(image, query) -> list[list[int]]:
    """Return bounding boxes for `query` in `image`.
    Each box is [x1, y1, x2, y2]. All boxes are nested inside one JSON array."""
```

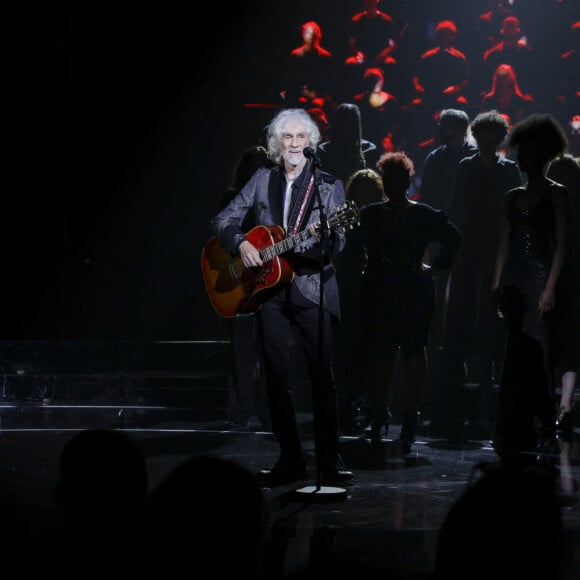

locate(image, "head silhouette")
[[144, 454, 267, 578]]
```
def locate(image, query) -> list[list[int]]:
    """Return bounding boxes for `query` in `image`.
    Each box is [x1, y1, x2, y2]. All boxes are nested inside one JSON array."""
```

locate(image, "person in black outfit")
[[547, 153, 580, 436], [420, 109, 477, 212], [285, 20, 336, 112], [345, 152, 461, 454], [316, 102, 378, 431], [219, 145, 273, 430], [316, 102, 378, 184], [492, 113, 571, 457], [419, 108, 477, 370], [431, 110, 522, 439], [336, 168, 386, 435], [211, 108, 353, 486]]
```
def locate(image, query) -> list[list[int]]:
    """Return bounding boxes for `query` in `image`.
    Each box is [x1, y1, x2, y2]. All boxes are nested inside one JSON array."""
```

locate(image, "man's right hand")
[[239, 240, 263, 268]]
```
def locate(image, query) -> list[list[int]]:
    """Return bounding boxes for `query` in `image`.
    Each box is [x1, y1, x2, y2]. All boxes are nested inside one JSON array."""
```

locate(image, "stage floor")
[[0, 341, 579, 578]]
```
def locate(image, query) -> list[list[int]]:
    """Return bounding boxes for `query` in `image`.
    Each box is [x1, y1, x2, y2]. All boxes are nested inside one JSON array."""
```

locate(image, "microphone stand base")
[[291, 484, 348, 503]]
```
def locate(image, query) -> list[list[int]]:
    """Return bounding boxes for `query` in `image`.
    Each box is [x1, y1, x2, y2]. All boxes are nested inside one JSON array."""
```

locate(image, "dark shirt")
[[420, 141, 478, 211], [348, 10, 395, 63], [346, 200, 461, 288], [344, 199, 461, 345], [449, 153, 522, 260], [317, 139, 378, 183]]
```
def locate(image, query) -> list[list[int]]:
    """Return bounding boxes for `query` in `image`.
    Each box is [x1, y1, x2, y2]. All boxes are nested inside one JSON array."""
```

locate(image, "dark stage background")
[[5, 1, 579, 341]]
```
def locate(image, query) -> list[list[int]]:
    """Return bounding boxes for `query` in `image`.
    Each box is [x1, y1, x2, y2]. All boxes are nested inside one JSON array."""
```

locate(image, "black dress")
[[494, 185, 563, 456], [501, 188, 558, 366], [347, 200, 461, 350]]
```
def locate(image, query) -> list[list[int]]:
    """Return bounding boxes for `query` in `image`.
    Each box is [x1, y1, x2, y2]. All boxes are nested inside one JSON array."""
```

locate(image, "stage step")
[[0, 340, 230, 408]]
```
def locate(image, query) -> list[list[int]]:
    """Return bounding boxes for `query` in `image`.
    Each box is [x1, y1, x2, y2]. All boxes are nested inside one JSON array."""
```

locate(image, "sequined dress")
[[501, 189, 557, 371], [494, 188, 560, 451]]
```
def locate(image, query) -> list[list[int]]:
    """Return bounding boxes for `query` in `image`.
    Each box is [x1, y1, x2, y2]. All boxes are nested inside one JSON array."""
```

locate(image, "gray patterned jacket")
[[210, 164, 346, 320]]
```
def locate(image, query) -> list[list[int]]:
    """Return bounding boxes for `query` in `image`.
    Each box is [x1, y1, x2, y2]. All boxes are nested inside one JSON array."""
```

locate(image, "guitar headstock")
[[328, 200, 360, 231]]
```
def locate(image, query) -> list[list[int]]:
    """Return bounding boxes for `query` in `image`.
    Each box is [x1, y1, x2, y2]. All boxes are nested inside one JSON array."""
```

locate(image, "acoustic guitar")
[[201, 201, 359, 318]]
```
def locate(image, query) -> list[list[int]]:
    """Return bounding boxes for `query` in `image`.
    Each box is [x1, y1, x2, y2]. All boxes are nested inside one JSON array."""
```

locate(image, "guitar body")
[[201, 225, 294, 318], [201, 201, 360, 318]]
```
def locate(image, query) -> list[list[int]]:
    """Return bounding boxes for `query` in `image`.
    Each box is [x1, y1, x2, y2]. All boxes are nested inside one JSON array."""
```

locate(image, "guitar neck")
[[256, 202, 359, 262], [260, 228, 312, 261]]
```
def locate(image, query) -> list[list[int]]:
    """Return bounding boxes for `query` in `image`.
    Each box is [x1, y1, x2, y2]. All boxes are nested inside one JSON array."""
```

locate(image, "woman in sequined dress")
[[492, 114, 570, 459]]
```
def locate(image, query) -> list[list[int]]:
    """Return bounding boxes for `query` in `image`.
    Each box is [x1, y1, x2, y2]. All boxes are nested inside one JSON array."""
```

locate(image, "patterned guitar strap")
[[287, 161, 317, 237]]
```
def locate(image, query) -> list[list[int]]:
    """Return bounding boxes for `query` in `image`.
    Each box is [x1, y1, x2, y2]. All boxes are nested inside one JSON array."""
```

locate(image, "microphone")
[[303, 146, 322, 167]]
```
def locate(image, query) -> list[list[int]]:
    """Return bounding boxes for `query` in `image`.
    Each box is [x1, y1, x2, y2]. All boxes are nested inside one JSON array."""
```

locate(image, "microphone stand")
[[292, 154, 347, 503]]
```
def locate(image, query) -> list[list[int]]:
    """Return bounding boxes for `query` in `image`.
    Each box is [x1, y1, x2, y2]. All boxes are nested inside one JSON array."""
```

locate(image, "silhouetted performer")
[[481, 16, 535, 99], [480, 63, 535, 125], [546, 153, 580, 436], [220, 146, 273, 430], [411, 20, 469, 126], [432, 110, 522, 439], [555, 21, 580, 136], [342, 0, 398, 100], [317, 103, 377, 427], [419, 108, 477, 418], [285, 20, 336, 112], [336, 168, 386, 435], [352, 67, 402, 154], [317, 102, 378, 184], [345, 0, 397, 69], [493, 113, 571, 453], [420, 109, 477, 212], [211, 108, 353, 486], [345, 153, 461, 455]]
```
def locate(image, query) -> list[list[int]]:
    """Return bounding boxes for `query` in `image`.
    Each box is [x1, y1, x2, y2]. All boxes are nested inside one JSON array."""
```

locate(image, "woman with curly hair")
[[345, 152, 461, 454], [492, 113, 571, 458]]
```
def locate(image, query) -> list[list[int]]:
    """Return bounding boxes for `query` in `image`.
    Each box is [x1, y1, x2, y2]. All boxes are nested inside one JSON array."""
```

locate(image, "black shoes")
[[257, 461, 354, 486], [388, 438, 413, 458], [319, 468, 354, 485], [555, 407, 574, 435], [256, 461, 307, 486], [364, 414, 391, 446]]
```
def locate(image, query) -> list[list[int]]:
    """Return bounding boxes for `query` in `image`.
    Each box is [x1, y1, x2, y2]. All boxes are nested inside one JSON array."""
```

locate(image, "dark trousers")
[[259, 289, 339, 473], [226, 313, 267, 426]]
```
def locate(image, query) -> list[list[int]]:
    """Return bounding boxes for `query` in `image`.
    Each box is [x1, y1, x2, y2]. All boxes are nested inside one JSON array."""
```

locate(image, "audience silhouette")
[[142, 454, 268, 579], [53, 428, 149, 575], [434, 461, 566, 579]]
